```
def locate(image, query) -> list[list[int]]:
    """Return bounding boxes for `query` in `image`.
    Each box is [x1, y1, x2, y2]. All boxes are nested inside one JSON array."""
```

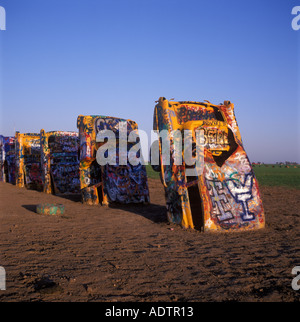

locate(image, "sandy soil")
[[0, 179, 299, 302]]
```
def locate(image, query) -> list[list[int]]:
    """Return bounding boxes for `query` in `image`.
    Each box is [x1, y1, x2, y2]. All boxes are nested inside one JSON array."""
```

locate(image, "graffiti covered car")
[[40, 130, 80, 195], [77, 115, 150, 205], [0, 135, 16, 184], [15, 132, 43, 191], [152, 97, 265, 232]]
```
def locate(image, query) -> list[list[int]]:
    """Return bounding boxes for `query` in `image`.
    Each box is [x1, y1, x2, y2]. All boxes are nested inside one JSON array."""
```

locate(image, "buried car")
[[77, 115, 150, 205], [0, 135, 16, 184], [40, 130, 80, 195], [152, 97, 265, 232], [15, 132, 43, 191]]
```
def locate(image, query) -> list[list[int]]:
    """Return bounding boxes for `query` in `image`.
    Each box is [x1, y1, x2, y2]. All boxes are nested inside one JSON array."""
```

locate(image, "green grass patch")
[[253, 165, 300, 189], [145, 164, 160, 179], [145, 164, 300, 189]]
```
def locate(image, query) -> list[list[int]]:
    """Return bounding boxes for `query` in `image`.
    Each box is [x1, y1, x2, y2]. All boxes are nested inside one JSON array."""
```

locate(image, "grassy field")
[[252, 165, 300, 189], [146, 164, 161, 180], [145, 164, 300, 189]]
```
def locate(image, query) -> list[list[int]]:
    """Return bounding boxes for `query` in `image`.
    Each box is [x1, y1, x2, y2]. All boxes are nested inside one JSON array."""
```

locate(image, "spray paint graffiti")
[[0, 135, 16, 184], [226, 173, 255, 221], [40, 130, 80, 195], [77, 115, 150, 205], [15, 132, 43, 191], [176, 104, 217, 124], [206, 180, 234, 223], [152, 97, 265, 232]]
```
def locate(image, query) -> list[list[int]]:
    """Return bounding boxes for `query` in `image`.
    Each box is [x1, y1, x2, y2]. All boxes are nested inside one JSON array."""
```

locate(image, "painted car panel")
[[15, 132, 43, 191], [0, 135, 16, 184], [77, 115, 150, 205], [40, 130, 80, 195], [153, 97, 265, 232]]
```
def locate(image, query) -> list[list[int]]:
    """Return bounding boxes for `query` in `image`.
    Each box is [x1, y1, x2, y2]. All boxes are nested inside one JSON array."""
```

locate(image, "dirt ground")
[[0, 179, 299, 302]]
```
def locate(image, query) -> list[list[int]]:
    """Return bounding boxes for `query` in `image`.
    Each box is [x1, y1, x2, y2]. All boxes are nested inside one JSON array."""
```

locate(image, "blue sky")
[[0, 0, 299, 163]]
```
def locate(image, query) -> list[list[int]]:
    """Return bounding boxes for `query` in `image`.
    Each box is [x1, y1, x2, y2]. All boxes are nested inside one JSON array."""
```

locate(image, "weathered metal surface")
[[15, 132, 43, 191], [0, 135, 16, 184], [40, 130, 80, 195], [153, 97, 265, 232], [77, 115, 150, 205]]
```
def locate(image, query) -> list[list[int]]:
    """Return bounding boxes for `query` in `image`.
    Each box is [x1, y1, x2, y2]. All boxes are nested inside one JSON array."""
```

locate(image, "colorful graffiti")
[[0, 135, 16, 184], [153, 97, 265, 232], [1, 99, 265, 233], [15, 132, 43, 191], [77, 115, 150, 205], [40, 130, 80, 195]]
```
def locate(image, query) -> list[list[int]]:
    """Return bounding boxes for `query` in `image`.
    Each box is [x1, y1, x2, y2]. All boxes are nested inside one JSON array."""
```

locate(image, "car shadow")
[[54, 194, 82, 202], [22, 204, 37, 214], [22, 202, 168, 224], [107, 202, 168, 224]]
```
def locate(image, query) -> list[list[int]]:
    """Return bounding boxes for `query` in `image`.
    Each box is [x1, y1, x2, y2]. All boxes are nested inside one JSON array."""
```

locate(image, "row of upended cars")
[[0, 98, 265, 232]]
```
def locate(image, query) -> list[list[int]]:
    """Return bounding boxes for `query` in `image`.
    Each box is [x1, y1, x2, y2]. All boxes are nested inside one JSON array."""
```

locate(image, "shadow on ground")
[[108, 202, 168, 224]]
